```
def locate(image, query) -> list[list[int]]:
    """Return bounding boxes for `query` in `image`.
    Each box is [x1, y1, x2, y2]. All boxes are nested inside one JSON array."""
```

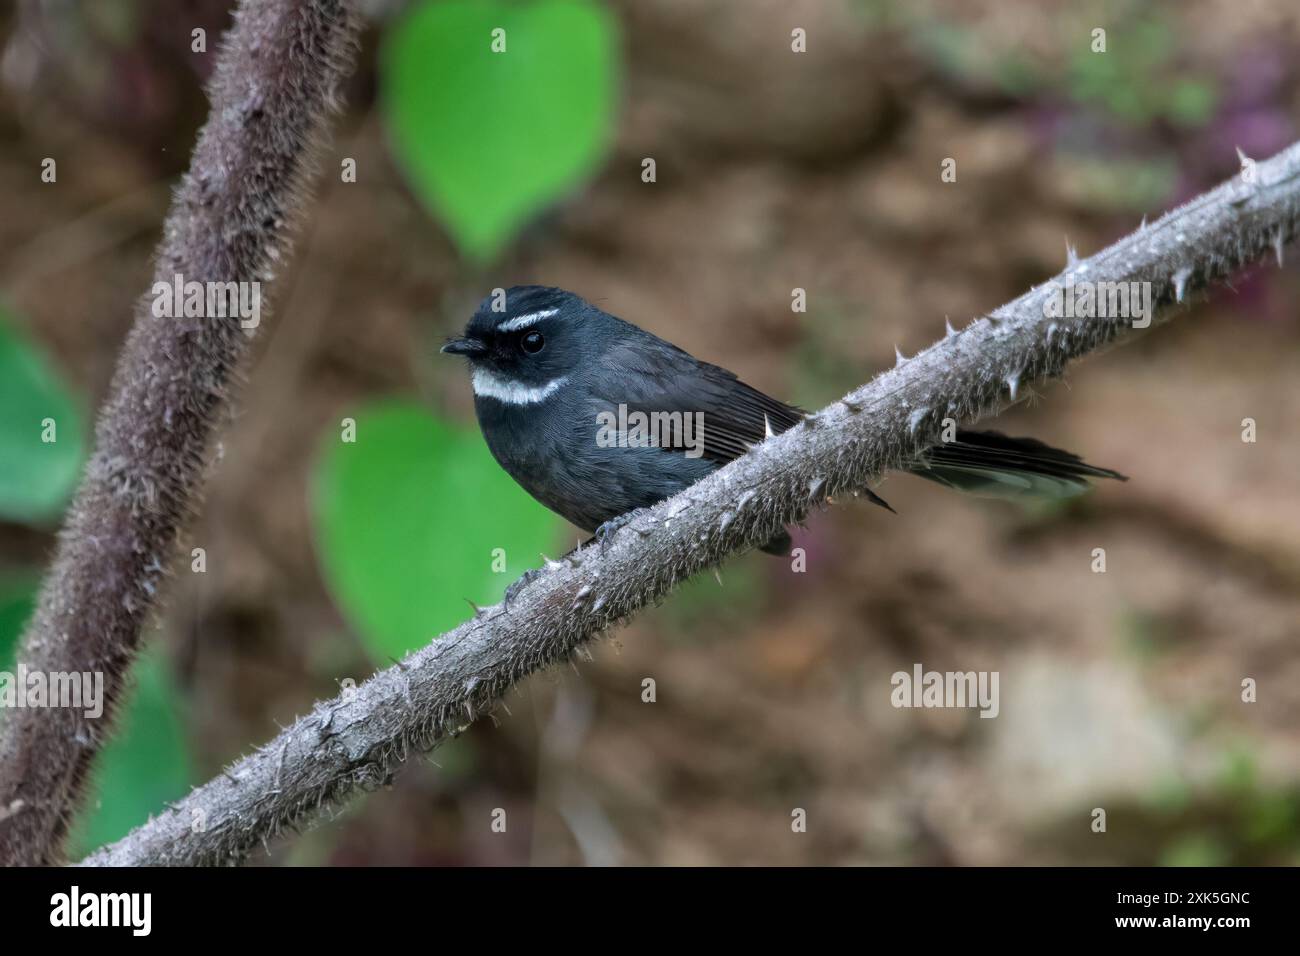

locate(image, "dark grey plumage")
[[443, 286, 1125, 554]]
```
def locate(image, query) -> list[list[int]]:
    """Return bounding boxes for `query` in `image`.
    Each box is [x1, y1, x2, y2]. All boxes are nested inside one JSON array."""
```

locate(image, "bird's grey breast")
[[473, 378, 715, 532]]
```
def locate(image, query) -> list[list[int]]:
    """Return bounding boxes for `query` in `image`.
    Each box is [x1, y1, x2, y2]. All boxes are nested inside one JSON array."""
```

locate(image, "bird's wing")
[[593, 336, 803, 465]]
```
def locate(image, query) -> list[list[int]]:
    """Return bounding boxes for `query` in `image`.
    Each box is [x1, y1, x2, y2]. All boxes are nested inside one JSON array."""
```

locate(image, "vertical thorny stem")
[[0, 0, 361, 865]]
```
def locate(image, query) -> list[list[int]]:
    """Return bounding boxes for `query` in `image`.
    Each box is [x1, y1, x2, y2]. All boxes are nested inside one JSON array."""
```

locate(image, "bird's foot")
[[594, 508, 651, 553], [503, 568, 542, 609]]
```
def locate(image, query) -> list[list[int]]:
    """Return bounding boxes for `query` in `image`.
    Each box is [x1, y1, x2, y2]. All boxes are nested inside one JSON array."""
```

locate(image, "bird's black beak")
[[440, 336, 487, 357]]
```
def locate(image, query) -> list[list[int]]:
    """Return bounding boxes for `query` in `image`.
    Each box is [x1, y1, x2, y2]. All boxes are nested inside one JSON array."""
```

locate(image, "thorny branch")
[[82, 142, 1300, 866]]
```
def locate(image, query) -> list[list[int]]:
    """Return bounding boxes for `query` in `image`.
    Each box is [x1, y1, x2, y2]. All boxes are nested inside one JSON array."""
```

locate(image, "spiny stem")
[[0, 0, 361, 866], [83, 141, 1300, 867]]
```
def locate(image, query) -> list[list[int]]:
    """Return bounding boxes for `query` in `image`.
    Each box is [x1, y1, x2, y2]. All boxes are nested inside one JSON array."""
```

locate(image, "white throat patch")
[[472, 368, 568, 405]]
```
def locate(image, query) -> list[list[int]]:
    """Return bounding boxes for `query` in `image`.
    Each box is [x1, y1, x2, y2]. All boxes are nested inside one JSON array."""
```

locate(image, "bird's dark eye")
[[520, 330, 545, 354]]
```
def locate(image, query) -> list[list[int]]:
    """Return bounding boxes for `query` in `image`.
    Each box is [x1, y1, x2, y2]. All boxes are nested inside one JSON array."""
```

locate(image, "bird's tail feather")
[[757, 430, 1121, 558], [909, 429, 1126, 499]]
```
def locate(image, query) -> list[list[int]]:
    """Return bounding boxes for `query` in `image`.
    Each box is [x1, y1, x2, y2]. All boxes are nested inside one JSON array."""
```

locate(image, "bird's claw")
[[503, 568, 542, 608], [594, 508, 649, 553]]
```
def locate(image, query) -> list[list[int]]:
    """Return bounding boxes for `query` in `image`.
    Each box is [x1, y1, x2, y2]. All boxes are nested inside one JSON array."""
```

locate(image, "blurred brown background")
[[2, 0, 1298, 864]]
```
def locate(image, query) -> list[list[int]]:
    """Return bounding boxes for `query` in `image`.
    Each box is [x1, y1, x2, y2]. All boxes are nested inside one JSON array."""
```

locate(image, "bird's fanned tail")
[[909, 429, 1127, 499], [758, 430, 1121, 555]]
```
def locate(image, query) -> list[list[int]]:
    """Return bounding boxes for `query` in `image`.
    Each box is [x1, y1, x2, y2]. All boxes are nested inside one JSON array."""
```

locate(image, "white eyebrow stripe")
[[472, 368, 568, 405], [497, 308, 558, 332]]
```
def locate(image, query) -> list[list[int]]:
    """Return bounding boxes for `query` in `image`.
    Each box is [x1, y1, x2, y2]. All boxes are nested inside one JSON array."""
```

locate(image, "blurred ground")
[[2, 0, 1299, 865]]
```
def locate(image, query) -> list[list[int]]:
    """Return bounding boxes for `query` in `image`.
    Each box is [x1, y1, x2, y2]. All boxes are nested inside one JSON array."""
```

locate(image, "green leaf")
[[1165, 78, 1217, 129], [0, 573, 39, 671], [0, 305, 86, 524], [69, 650, 193, 856], [381, 0, 617, 261], [1160, 833, 1228, 868], [311, 401, 561, 660]]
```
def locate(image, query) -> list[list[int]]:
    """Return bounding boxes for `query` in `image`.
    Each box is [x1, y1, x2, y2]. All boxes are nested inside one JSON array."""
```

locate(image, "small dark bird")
[[442, 286, 1124, 559]]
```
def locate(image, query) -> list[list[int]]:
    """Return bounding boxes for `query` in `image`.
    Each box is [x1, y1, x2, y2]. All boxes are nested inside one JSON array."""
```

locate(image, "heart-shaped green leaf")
[[381, 0, 617, 261], [0, 306, 86, 524], [311, 401, 561, 660]]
